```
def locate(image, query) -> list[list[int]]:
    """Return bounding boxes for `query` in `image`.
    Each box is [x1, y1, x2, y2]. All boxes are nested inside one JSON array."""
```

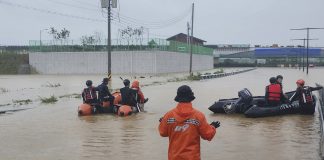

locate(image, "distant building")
[[216, 47, 324, 67], [205, 44, 252, 57], [166, 33, 206, 46]]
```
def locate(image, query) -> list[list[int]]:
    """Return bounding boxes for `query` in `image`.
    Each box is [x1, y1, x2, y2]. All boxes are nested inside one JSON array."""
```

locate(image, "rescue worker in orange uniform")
[[131, 80, 148, 104], [158, 85, 220, 160], [265, 77, 287, 106], [289, 79, 323, 114]]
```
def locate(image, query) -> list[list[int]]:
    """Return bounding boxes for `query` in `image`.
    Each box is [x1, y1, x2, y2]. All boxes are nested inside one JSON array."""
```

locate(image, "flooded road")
[[0, 67, 324, 160]]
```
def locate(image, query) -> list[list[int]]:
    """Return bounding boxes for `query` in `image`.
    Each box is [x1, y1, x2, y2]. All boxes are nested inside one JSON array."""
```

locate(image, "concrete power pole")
[[107, 0, 112, 84], [189, 3, 194, 76]]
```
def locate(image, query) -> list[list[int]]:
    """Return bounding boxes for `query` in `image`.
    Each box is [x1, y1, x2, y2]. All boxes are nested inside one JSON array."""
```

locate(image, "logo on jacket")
[[174, 124, 189, 132], [184, 119, 200, 126]]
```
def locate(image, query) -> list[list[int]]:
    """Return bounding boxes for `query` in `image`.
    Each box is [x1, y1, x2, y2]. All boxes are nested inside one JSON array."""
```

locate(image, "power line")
[[67, 0, 99, 8], [1, 0, 190, 29], [0, 0, 177, 39], [54, 0, 191, 27], [111, 12, 190, 29], [0, 0, 106, 23], [43, 0, 99, 12], [111, 7, 191, 26], [62, 0, 191, 26]]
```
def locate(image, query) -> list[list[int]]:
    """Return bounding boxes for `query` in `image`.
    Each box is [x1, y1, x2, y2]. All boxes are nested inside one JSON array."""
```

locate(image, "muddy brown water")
[[0, 68, 324, 160]]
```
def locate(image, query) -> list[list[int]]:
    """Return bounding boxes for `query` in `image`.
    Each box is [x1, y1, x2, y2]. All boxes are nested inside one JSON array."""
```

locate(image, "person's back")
[[97, 82, 108, 102], [82, 80, 98, 105], [265, 77, 284, 106], [97, 78, 115, 113], [120, 79, 137, 106], [158, 85, 220, 160]]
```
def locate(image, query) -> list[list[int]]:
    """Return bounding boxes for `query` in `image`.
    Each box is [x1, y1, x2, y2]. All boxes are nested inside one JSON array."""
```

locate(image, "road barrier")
[[316, 83, 324, 159], [200, 68, 256, 80]]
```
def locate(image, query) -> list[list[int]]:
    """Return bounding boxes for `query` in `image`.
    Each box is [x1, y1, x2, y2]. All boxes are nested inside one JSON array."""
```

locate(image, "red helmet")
[[296, 79, 305, 86]]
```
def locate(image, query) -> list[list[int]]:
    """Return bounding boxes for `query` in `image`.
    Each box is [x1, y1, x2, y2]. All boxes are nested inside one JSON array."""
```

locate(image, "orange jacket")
[[158, 103, 216, 160], [131, 80, 145, 103]]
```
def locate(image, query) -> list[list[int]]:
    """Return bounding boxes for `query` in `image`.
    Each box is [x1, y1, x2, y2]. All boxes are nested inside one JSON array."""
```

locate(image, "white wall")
[[29, 51, 213, 74]]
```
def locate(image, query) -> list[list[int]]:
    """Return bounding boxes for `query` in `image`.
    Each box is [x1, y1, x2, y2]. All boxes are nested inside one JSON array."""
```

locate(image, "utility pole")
[[290, 27, 324, 74], [187, 22, 190, 54], [189, 3, 194, 76], [291, 38, 318, 72], [101, 0, 116, 87], [107, 0, 112, 84]]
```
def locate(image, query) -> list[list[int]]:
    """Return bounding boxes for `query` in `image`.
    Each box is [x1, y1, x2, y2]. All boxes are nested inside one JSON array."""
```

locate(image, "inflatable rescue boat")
[[78, 92, 143, 117], [209, 88, 317, 118]]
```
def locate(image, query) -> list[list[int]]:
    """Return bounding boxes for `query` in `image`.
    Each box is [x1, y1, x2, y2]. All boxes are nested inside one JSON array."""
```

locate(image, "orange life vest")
[[267, 84, 281, 101]]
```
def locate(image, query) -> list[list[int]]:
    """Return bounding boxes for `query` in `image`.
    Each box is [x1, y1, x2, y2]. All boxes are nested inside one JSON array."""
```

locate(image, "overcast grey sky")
[[0, 0, 324, 46]]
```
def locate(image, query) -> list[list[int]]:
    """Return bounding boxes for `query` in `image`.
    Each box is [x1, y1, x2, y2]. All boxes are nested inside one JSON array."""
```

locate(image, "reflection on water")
[[0, 68, 323, 160]]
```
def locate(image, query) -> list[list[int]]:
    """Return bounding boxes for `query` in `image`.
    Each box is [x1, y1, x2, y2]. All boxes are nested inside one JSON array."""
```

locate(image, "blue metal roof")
[[255, 48, 321, 57]]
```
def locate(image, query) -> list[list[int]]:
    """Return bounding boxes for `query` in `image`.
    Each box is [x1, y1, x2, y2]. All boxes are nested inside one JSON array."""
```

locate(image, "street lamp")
[[40, 28, 48, 52]]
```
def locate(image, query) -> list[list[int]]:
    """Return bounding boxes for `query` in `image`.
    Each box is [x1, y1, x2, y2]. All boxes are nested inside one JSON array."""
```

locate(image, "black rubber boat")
[[208, 88, 296, 114], [244, 96, 316, 118]]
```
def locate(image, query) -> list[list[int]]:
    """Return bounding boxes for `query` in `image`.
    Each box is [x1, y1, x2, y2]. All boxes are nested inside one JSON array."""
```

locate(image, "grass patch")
[[213, 68, 224, 74], [12, 99, 32, 105], [43, 82, 61, 88], [74, 94, 81, 98], [187, 74, 201, 81], [167, 77, 186, 82], [59, 93, 81, 99], [167, 73, 202, 82], [40, 95, 58, 104], [0, 103, 11, 107]]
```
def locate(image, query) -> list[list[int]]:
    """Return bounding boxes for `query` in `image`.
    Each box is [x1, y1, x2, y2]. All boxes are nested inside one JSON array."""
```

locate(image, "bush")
[[12, 99, 32, 105], [40, 95, 58, 103]]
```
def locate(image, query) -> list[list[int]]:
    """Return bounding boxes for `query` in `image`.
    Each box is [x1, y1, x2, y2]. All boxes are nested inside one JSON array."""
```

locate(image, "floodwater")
[[0, 67, 324, 160]]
